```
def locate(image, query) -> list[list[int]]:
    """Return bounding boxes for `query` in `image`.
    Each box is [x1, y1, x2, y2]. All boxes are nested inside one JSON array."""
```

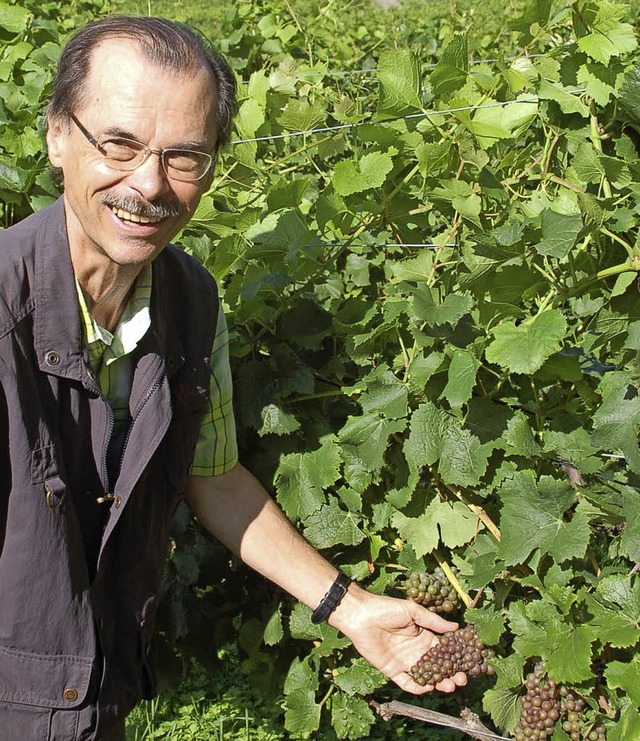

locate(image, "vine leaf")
[[376, 49, 422, 119], [574, 1, 638, 65], [592, 372, 640, 473], [331, 692, 376, 739], [536, 210, 583, 259], [332, 150, 395, 196], [441, 349, 481, 407], [546, 625, 596, 683], [275, 443, 341, 521], [497, 472, 590, 565], [483, 686, 521, 735], [333, 658, 387, 696], [605, 654, 640, 706], [485, 310, 567, 374], [586, 575, 640, 648], [303, 498, 366, 548], [283, 687, 322, 736], [620, 488, 640, 561], [430, 33, 469, 97]]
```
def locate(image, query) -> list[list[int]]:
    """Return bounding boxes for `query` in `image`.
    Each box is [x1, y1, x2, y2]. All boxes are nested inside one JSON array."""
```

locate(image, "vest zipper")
[[116, 365, 168, 478]]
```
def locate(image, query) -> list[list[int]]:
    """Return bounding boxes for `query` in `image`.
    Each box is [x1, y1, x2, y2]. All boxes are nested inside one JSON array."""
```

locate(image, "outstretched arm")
[[185, 462, 467, 695]]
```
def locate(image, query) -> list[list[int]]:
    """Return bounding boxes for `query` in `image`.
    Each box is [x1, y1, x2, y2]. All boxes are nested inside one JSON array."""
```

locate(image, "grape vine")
[[2, 0, 640, 738]]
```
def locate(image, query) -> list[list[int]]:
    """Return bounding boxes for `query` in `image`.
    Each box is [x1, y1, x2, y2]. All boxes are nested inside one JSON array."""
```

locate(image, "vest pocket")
[[0, 700, 50, 740], [0, 643, 94, 709]]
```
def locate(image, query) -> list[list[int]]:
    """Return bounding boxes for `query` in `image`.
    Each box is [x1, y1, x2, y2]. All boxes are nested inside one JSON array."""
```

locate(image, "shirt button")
[[63, 688, 78, 702], [114, 496, 123, 509], [45, 351, 60, 366]]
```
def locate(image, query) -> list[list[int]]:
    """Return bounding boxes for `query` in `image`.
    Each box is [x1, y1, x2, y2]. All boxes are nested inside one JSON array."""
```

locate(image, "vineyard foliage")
[[2, 0, 640, 738]]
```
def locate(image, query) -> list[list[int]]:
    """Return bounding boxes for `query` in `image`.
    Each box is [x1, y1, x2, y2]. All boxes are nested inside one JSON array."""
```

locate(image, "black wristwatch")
[[311, 571, 352, 624]]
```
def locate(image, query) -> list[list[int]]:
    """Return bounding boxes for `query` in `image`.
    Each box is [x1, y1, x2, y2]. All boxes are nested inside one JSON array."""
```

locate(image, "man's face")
[[47, 38, 219, 268]]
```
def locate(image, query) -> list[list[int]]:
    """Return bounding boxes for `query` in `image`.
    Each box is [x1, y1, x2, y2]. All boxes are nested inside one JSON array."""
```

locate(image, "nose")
[[126, 150, 171, 201]]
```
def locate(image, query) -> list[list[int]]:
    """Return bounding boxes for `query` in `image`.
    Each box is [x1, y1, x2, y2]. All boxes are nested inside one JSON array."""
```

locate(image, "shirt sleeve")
[[189, 304, 239, 477]]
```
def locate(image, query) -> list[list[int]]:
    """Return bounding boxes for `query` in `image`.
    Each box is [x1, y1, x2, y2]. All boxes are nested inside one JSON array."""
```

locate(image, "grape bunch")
[[513, 667, 607, 741], [409, 625, 496, 686], [401, 566, 461, 613], [559, 687, 606, 741], [512, 668, 561, 740]]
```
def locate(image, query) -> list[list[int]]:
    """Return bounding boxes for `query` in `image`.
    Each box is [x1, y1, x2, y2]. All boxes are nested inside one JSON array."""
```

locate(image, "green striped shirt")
[[76, 265, 238, 477]]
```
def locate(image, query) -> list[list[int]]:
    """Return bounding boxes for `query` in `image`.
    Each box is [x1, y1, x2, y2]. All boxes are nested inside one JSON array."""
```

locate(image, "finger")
[[408, 603, 459, 633], [434, 671, 468, 693], [390, 672, 435, 695]]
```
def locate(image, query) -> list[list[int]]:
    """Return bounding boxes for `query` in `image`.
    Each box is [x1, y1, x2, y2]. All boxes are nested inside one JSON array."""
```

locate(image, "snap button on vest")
[[45, 489, 65, 509], [63, 687, 78, 702], [114, 496, 123, 509], [45, 351, 60, 366]]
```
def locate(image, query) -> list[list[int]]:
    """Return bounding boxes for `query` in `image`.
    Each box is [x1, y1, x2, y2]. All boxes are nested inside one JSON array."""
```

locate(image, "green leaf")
[[263, 603, 284, 645], [439, 427, 490, 487], [483, 686, 521, 734], [412, 289, 474, 327], [586, 575, 640, 648], [359, 368, 409, 419], [467, 97, 538, 148], [497, 472, 590, 565], [609, 704, 640, 741], [574, 1, 638, 65], [538, 79, 590, 117], [592, 371, 640, 472], [332, 150, 395, 196], [392, 250, 433, 282], [277, 98, 326, 132], [576, 62, 617, 107], [430, 34, 469, 97], [620, 488, 640, 562], [376, 49, 422, 120], [466, 607, 507, 645], [303, 497, 365, 548], [619, 65, 640, 120], [259, 403, 301, 436], [333, 658, 387, 696], [330, 692, 376, 739], [275, 443, 341, 521], [441, 349, 481, 407], [536, 210, 583, 259], [284, 656, 319, 695], [486, 310, 567, 374], [503, 411, 542, 458], [605, 654, 640, 706], [0, 4, 32, 34], [392, 501, 440, 558], [283, 687, 321, 737], [404, 402, 453, 482], [340, 413, 406, 473], [546, 625, 596, 684]]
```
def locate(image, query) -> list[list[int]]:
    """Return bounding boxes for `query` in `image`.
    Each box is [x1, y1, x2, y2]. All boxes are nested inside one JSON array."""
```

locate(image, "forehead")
[[80, 38, 218, 142]]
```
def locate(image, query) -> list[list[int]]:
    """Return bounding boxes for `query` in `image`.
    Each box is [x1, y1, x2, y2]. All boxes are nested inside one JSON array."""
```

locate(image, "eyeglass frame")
[[67, 111, 217, 182]]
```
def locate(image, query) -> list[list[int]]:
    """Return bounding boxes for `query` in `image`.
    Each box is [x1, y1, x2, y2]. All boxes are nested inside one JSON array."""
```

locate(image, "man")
[[0, 16, 466, 740]]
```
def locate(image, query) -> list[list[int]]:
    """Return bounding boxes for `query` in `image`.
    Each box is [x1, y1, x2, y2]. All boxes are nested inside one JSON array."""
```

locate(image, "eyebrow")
[[101, 126, 211, 152]]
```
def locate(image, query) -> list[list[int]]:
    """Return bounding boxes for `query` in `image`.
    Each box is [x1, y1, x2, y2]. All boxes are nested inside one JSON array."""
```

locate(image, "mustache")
[[100, 192, 183, 220]]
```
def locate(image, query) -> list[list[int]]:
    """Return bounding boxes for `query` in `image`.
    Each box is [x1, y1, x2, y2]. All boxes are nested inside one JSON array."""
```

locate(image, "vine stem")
[[589, 100, 612, 199], [433, 550, 473, 608], [444, 484, 502, 542]]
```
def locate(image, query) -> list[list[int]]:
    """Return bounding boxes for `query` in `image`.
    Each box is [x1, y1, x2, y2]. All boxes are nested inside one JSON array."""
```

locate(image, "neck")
[[71, 248, 143, 333]]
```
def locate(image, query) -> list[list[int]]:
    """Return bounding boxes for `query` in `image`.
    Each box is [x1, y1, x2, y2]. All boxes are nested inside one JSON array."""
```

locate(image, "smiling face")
[[47, 37, 219, 269]]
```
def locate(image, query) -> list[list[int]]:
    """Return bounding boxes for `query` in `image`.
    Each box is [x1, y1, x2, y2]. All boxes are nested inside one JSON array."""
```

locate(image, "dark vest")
[[0, 199, 219, 739]]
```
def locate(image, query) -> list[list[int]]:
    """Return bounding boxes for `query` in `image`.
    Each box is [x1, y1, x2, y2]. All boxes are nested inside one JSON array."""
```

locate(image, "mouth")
[[110, 206, 163, 225]]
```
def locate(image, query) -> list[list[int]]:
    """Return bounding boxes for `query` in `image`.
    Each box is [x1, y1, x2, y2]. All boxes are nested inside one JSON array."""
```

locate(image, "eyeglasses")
[[68, 112, 215, 182]]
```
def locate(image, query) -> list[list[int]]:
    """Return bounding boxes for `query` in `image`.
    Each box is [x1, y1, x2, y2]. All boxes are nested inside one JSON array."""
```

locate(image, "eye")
[[165, 150, 209, 173], [99, 137, 144, 162]]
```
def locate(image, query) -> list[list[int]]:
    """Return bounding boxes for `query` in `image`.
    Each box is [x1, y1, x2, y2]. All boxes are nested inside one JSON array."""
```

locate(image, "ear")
[[46, 114, 68, 167]]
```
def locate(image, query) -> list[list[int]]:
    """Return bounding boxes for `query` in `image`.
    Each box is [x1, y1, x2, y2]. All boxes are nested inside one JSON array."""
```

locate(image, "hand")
[[330, 587, 468, 694]]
